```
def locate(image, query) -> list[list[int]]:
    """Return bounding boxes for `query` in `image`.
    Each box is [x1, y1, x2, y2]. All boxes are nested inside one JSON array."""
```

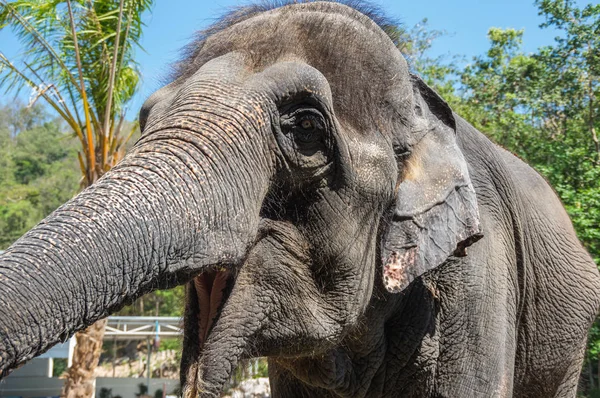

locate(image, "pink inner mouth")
[[194, 269, 231, 347]]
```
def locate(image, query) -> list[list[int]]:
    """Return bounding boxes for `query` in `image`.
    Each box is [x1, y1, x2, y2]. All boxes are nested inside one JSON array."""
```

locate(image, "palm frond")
[[0, 0, 153, 184], [0, 0, 80, 91]]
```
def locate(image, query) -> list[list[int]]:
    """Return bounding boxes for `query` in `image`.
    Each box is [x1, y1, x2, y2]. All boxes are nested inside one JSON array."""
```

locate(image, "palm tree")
[[0, 0, 152, 395]]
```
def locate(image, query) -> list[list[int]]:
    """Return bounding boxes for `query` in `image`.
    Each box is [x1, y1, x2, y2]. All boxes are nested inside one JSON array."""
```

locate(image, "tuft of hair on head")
[[168, 0, 403, 82]]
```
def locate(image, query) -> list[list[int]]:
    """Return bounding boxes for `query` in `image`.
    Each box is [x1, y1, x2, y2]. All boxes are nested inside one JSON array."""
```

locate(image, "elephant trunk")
[[0, 104, 274, 376]]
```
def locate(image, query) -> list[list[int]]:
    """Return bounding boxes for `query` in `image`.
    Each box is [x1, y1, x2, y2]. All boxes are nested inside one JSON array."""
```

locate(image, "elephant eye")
[[294, 113, 324, 144], [300, 118, 315, 130], [277, 104, 331, 172]]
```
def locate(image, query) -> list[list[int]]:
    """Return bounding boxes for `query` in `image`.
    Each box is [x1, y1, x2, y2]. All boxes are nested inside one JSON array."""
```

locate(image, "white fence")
[[104, 316, 182, 340]]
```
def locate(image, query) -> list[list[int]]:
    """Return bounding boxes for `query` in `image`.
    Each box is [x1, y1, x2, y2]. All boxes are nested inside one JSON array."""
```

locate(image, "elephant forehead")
[[184, 3, 412, 132]]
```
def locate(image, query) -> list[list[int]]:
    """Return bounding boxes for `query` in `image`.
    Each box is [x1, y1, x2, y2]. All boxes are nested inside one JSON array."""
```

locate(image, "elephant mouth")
[[193, 268, 234, 348], [183, 222, 311, 396]]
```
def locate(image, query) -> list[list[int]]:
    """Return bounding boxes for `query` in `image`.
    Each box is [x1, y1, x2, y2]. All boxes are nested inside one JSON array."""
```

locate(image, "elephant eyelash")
[[393, 147, 411, 161], [281, 108, 327, 137], [292, 114, 325, 144]]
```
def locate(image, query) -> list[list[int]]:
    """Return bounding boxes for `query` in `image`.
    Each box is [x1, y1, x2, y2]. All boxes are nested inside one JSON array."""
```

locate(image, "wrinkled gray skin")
[[1, 2, 599, 397]]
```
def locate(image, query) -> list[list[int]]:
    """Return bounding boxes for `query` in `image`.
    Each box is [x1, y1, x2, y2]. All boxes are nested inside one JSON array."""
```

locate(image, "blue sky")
[[0, 0, 597, 116]]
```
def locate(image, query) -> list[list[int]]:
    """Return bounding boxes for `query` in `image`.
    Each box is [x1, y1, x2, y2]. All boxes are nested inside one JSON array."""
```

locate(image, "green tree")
[[0, 0, 150, 184], [116, 285, 185, 317], [456, 6, 600, 266], [0, 102, 80, 248], [0, 0, 152, 395]]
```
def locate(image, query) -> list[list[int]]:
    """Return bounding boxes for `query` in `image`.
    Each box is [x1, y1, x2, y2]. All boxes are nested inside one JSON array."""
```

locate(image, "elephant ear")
[[382, 75, 483, 293]]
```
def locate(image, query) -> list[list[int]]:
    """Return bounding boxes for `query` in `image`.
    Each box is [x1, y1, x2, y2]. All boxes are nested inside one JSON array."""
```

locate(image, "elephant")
[[1, 1, 599, 397]]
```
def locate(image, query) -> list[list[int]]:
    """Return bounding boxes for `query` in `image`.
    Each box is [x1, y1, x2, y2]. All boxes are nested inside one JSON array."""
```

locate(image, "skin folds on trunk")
[[0, 100, 273, 377]]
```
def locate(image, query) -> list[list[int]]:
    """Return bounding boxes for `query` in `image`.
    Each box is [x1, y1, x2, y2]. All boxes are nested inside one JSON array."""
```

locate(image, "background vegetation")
[[0, 0, 598, 394]]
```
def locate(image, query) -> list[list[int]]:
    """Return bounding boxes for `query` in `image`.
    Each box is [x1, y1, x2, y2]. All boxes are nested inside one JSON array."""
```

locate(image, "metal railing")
[[104, 316, 182, 340]]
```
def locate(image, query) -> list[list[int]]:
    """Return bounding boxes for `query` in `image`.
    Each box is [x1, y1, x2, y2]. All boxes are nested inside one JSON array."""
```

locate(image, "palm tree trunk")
[[61, 319, 108, 398]]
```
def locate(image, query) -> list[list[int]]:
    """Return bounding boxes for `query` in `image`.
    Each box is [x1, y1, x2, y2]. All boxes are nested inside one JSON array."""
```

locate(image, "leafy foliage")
[[455, 4, 600, 266], [0, 0, 150, 185], [0, 102, 79, 248], [115, 283, 185, 318], [406, 4, 599, 269]]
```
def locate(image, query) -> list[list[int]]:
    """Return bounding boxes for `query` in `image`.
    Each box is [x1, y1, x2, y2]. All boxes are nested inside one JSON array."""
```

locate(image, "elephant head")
[[0, 2, 481, 396]]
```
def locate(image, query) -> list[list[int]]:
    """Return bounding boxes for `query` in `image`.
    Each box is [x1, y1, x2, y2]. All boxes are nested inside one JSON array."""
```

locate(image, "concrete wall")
[[97, 378, 179, 398], [0, 375, 63, 398], [6, 359, 52, 378], [0, 377, 179, 398]]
